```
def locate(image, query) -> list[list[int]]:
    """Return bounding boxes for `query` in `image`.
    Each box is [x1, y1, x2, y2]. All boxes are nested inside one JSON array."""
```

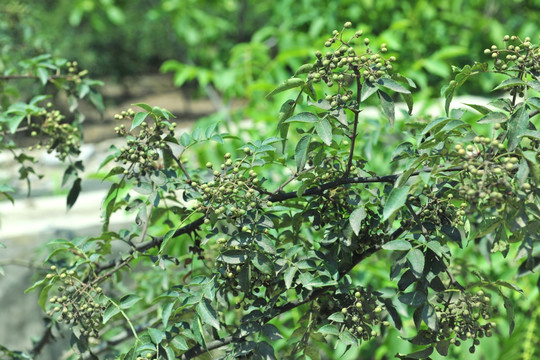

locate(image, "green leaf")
[[218, 249, 248, 264], [133, 102, 152, 112], [103, 166, 125, 181], [361, 80, 377, 101], [196, 298, 220, 330], [120, 294, 142, 309], [401, 92, 414, 115], [528, 97, 540, 110], [36, 67, 49, 85], [494, 280, 525, 295], [277, 99, 295, 152], [170, 336, 189, 351], [38, 283, 52, 311], [383, 240, 412, 251], [407, 249, 425, 277], [6, 114, 25, 134], [349, 207, 367, 236], [492, 77, 525, 91], [382, 185, 411, 222], [314, 118, 332, 145], [89, 91, 104, 113], [377, 78, 411, 94], [378, 90, 395, 126], [507, 105, 529, 151], [295, 134, 311, 172], [398, 291, 427, 306], [66, 178, 82, 209], [161, 302, 174, 328], [192, 315, 206, 346], [529, 80, 540, 91], [252, 252, 273, 274], [436, 339, 450, 356], [262, 324, 283, 340], [328, 312, 345, 323], [317, 324, 340, 336], [397, 346, 434, 359], [477, 112, 508, 124], [339, 330, 358, 346], [463, 103, 492, 115], [284, 266, 297, 289], [130, 112, 149, 131], [103, 302, 121, 324], [294, 63, 314, 76], [283, 111, 318, 124], [502, 295, 515, 335], [266, 78, 305, 99], [422, 304, 438, 331], [148, 328, 165, 344]]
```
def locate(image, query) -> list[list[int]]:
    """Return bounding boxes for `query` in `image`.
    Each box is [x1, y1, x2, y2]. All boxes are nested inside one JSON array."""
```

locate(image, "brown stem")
[[345, 69, 362, 177]]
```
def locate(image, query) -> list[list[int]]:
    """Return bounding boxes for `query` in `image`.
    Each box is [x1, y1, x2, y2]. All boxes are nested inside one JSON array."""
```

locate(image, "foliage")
[[2, 22, 540, 360], [0, 53, 103, 205]]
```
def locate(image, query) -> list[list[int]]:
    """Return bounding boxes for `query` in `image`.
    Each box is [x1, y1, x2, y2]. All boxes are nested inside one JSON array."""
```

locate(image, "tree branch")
[[344, 69, 362, 177]]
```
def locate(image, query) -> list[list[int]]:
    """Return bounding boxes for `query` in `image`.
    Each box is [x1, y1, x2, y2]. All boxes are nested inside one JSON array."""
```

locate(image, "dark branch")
[[267, 166, 463, 202]]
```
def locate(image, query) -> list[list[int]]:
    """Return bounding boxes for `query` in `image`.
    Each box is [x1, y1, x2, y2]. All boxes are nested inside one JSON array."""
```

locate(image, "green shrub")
[[1, 22, 539, 360]]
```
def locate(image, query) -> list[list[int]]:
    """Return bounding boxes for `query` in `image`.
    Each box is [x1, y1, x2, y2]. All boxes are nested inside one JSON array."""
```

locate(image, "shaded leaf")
[[66, 178, 82, 210], [295, 134, 311, 172], [196, 298, 220, 330], [378, 90, 395, 126], [507, 105, 529, 151], [383, 240, 412, 251], [349, 207, 367, 236], [407, 249, 425, 277], [477, 112, 508, 124], [314, 118, 332, 145], [218, 249, 248, 264], [398, 291, 427, 306], [422, 304, 438, 331], [492, 77, 525, 91], [382, 185, 411, 222], [377, 78, 411, 94], [262, 324, 283, 340], [284, 266, 297, 289], [361, 80, 378, 101]]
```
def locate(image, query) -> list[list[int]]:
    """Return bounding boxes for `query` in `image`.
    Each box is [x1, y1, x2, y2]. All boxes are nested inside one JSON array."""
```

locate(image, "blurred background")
[[1, 0, 539, 359]]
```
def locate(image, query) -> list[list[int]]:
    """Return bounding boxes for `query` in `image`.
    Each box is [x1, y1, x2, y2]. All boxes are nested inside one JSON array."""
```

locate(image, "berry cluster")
[[45, 265, 104, 338], [427, 290, 495, 354], [64, 61, 88, 86], [453, 134, 533, 207], [484, 35, 539, 96], [308, 22, 396, 109], [113, 108, 177, 179], [191, 148, 272, 223], [326, 287, 387, 342], [26, 104, 81, 160]]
